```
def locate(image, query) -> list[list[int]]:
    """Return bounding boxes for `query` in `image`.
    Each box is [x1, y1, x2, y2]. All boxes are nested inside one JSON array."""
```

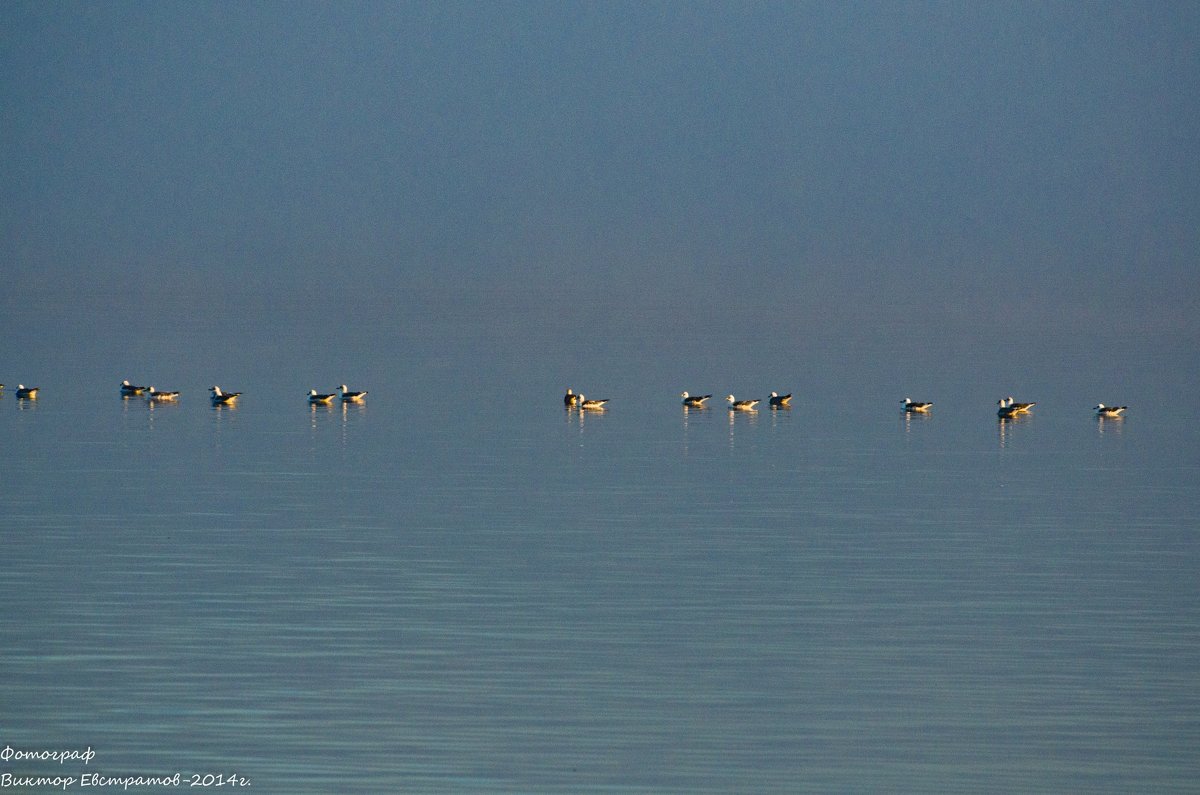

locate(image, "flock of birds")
[[564, 388, 1128, 418], [563, 388, 797, 412], [0, 382, 1129, 419], [0, 380, 370, 407]]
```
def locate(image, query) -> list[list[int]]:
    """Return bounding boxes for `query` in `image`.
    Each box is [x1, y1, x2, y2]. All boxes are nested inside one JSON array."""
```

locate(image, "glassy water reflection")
[[2, 293, 1198, 793]]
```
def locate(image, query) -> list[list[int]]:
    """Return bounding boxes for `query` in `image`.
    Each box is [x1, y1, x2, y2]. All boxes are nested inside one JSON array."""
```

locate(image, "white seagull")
[[727, 395, 760, 411], [578, 395, 609, 410], [1007, 396, 1036, 413], [901, 398, 933, 413], [120, 379, 147, 396], [308, 389, 338, 405], [769, 391, 793, 407], [681, 391, 712, 407], [1094, 403, 1127, 417], [15, 384, 39, 399], [339, 385, 367, 403], [210, 386, 241, 406], [147, 386, 180, 402]]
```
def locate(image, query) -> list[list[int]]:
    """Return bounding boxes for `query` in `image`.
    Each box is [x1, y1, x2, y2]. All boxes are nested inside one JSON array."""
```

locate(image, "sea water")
[[1, 285, 1197, 792]]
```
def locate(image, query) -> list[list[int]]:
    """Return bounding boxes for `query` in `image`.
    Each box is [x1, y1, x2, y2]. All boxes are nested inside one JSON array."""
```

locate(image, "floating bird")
[[997, 397, 1033, 418], [727, 395, 760, 411], [681, 391, 712, 407], [339, 384, 367, 403], [564, 388, 579, 407], [308, 389, 337, 405], [578, 395, 609, 410], [15, 384, 39, 399], [769, 391, 793, 407], [1094, 403, 1127, 418], [901, 398, 933, 413], [1007, 396, 1036, 414], [210, 386, 241, 406], [147, 386, 180, 402]]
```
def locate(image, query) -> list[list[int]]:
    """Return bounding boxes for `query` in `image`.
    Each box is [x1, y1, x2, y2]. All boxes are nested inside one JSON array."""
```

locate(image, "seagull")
[[997, 397, 1032, 418], [564, 388, 580, 407], [769, 391, 793, 407], [578, 395, 609, 410], [120, 380, 148, 396], [681, 391, 712, 407], [339, 385, 367, 403], [308, 389, 337, 405], [146, 386, 180, 402], [901, 398, 933, 413], [1007, 396, 1036, 413], [1094, 403, 1127, 417], [210, 386, 241, 406], [15, 384, 39, 399], [727, 395, 760, 411]]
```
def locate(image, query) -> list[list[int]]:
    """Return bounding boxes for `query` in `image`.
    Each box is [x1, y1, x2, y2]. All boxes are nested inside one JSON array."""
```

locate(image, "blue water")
[[2, 286, 1198, 792]]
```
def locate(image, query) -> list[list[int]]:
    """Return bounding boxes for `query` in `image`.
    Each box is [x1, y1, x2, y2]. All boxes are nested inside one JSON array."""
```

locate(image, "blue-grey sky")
[[3, 1, 1197, 330]]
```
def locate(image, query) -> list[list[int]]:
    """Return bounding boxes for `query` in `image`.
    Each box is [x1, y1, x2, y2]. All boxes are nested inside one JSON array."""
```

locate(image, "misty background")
[[2, 1, 1197, 409]]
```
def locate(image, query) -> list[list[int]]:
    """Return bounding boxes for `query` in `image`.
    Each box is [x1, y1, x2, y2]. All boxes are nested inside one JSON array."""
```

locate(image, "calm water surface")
[[2, 288, 1198, 792]]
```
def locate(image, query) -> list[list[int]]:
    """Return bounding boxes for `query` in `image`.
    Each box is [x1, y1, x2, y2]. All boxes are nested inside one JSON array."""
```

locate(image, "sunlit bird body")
[[578, 395, 609, 410], [121, 379, 148, 396], [902, 397, 933, 413], [339, 385, 367, 403], [769, 391, 793, 407], [210, 386, 241, 406], [997, 397, 1033, 418], [681, 391, 712, 407], [308, 389, 337, 405], [1094, 403, 1127, 418], [15, 384, 39, 399], [1007, 396, 1036, 414], [564, 388, 580, 407], [727, 395, 760, 411], [147, 387, 180, 402]]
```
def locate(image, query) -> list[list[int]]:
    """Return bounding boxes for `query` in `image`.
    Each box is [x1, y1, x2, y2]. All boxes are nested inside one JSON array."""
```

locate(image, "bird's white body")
[[340, 385, 367, 403], [727, 395, 759, 411], [147, 387, 180, 402], [210, 386, 241, 405]]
